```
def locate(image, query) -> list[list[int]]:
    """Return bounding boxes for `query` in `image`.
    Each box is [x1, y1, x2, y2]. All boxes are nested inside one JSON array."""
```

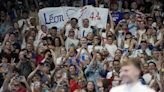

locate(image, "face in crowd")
[[120, 58, 141, 84]]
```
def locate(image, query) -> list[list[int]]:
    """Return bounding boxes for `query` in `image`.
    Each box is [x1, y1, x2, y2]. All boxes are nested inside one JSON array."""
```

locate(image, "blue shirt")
[[111, 12, 124, 24], [67, 57, 80, 65], [83, 0, 96, 6]]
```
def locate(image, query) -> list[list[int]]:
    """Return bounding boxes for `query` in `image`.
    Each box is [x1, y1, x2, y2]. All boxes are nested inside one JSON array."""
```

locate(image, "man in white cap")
[[110, 57, 155, 92]]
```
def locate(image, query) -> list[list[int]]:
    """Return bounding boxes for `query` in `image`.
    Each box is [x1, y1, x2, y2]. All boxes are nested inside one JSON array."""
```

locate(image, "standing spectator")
[[79, 19, 93, 38]]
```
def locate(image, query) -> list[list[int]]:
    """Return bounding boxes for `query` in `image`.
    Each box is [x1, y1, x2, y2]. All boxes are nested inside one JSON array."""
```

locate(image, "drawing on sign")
[[78, 7, 87, 19], [66, 8, 77, 19], [89, 12, 101, 20]]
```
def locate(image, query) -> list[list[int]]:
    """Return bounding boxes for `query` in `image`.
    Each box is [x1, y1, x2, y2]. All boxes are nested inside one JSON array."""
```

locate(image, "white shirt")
[[88, 45, 103, 53], [142, 73, 153, 85], [131, 49, 152, 57], [18, 18, 30, 33], [34, 30, 47, 46], [56, 57, 62, 65], [65, 24, 79, 38], [77, 48, 89, 61], [157, 30, 162, 40], [79, 27, 93, 38], [110, 81, 155, 92], [105, 44, 117, 57], [65, 37, 79, 50]]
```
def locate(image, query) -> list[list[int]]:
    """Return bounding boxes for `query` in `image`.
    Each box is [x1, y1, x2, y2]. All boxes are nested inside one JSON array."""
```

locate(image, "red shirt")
[[18, 87, 26, 92], [35, 55, 44, 65], [70, 80, 78, 92]]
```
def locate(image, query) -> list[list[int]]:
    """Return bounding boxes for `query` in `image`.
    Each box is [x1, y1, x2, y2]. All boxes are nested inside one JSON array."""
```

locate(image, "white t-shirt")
[[56, 57, 62, 65], [128, 23, 137, 37], [34, 30, 47, 47], [0, 87, 2, 92], [157, 30, 162, 40], [105, 44, 117, 57], [77, 48, 90, 62], [88, 45, 103, 53], [131, 49, 152, 57], [106, 71, 113, 79], [65, 37, 79, 50], [79, 27, 93, 38], [142, 73, 152, 84], [21, 32, 39, 49], [65, 24, 79, 38], [18, 18, 30, 33], [110, 81, 155, 92]]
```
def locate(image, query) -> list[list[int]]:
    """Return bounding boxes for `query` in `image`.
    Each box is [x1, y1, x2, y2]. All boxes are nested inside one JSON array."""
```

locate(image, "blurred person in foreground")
[[110, 57, 155, 92]]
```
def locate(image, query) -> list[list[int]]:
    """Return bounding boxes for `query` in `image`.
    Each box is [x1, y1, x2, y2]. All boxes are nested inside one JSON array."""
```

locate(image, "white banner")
[[38, 6, 108, 29]]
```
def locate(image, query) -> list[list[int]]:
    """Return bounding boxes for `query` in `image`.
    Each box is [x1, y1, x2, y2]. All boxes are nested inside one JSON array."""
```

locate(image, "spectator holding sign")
[[79, 19, 93, 38]]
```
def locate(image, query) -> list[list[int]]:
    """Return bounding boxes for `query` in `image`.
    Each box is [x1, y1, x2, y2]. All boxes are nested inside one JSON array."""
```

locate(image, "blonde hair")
[[121, 57, 142, 70]]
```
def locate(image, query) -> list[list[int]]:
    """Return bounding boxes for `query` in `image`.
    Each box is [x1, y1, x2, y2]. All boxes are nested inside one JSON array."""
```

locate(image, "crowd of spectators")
[[0, 0, 164, 92]]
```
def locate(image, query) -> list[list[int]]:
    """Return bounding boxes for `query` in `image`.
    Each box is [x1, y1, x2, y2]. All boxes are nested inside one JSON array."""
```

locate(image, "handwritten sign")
[[38, 6, 108, 29], [44, 14, 64, 24]]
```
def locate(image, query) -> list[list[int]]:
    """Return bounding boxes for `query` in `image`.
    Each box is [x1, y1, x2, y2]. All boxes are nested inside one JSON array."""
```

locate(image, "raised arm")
[[50, 49, 57, 66], [20, 76, 32, 92], [84, 46, 96, 74], [1, 34, 9, 50], [109, 11, 114, 32], [27, 65, 41, 83], [155, 28, 163, 47], [60, 21, 68, 36], [58, 31, 65, 46], [76, 47, 83, 59], [85, 47, 92, 61], [115, 21, 122, 32], [2, 72, 13, 92], [95, 0, 99, 7], [55, 78, 63, 92], [160, 69, 164, 92], [73, 60, 84, 77]]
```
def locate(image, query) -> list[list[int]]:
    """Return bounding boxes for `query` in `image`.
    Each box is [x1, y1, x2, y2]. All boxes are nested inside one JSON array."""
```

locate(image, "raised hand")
[[4, 34, 9, 41], [36, 64, 42, 71], [50, 49, 55, 56], [10, 58, 16, 66]]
